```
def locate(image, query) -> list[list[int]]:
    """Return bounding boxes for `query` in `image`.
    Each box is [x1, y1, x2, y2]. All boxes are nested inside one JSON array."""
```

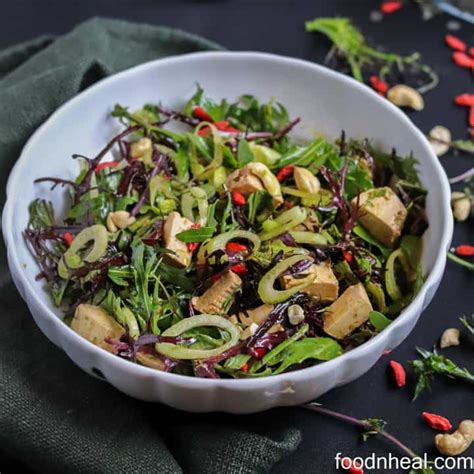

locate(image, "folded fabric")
[[0, 17, 301, 473]]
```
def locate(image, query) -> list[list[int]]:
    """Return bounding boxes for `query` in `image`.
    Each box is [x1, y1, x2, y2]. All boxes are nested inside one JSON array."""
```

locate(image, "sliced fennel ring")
[[155, 314, 241, 360], [258, 254, 315, 304]]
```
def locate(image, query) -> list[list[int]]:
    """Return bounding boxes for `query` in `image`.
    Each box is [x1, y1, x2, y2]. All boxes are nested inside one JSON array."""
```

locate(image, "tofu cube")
[[192, 270, 242, 315], [323, 283, 373, 340], [281, 262, 339, 303], [163, 211, 194, 267], [353, 187, 407, 248], [71, 304, 125, 353]]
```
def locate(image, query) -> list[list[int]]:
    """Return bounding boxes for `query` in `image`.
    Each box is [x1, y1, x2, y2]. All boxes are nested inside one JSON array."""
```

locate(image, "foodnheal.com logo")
[[335, 452, 474, 471]]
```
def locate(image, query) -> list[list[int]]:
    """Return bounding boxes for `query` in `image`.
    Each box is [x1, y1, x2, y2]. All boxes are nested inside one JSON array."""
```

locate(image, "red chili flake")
[[341, 457, 364, 474], [232, 191, 246, 206], [62, 232, 74, 247], [226, 242, 248, 253], [454, 93, 474, 106], [231, 263, 248, 275], [253, 347, 267, 359], [445, 34, 467, 52], [380, 1, 402, 14], [452, 51, 474, 68], [193, 106, 212, 122], [241, 363, 249, 373], [187, 243, 199, 252], [276, 165, 295, 182], [455, 244, 474, 257], [422, 412, 452, 432], [343, 250, 353, 264], [389, 360, 406, 387], [95, 161, 119, 173], [369, 75, 389, 95]]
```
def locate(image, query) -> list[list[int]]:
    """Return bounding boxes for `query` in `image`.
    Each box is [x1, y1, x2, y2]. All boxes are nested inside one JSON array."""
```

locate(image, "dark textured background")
[[0, 1, 472, 472]]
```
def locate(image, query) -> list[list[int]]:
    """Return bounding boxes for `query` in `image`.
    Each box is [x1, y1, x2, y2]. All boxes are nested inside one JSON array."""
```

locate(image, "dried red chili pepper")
[[380, 1, 402, 14], [369, 75, 389, 95], [231, 263, 248, 275], [226, 242, 248, 253], [62, 232, 74, 247], [445, 34, 467, 52], [389, 360, 406, 387], [95, 161, 119, 173], [276, 165, 295, 182], [193, 106, 213, 122], [341, 457, 364, 474], [187, 243, 199, 252], [454, 93, 474, 106], [232, 191, 246, 206], [455, 244, 474, 257], [422, 412, 452, 431], [452, 51, 474, 68]]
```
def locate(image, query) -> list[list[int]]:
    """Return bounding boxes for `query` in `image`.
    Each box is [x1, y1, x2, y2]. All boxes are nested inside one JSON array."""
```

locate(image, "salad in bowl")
[[25, 86, 427, 379]]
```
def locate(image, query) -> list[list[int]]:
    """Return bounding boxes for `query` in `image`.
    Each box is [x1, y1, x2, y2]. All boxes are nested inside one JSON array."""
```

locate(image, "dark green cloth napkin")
[[0, 18, 301, 473]]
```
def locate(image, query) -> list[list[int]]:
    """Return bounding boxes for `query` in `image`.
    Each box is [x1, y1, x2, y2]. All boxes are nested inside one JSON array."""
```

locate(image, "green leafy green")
[[369, 311, 391, 332], [176, 226, 215, 243], [237, 138, 254, 167]]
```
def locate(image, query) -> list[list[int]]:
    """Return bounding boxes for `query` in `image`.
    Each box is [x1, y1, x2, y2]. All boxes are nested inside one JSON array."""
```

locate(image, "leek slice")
[[155, 314, 240, 359], [259, 206, 307, 241], [385, 248, 410, 301], [206, 230, 261, 256]]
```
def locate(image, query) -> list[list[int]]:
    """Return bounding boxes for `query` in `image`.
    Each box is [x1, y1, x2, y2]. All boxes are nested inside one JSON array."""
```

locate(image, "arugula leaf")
[[369, 311, 392, 332], [353, 225, 390, 258], [247, 191, 273, 225], [28, 199, 55, 229], [273, 139, 335, 169], [176, 226, 215, 243], [237, 138, 254, 167], [158, 261, 195, 292], [272, 337, 343, 374]]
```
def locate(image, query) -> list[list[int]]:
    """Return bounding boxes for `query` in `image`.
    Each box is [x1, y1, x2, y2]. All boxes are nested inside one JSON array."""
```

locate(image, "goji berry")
[[187, 243, 199, 252], [422, 412, 452, 431], [193, 106, 212, 122], [276, 165, 295, 182], [389, 360, 406, 387], [452, 51, 474, 68], [62, 232, 74, 247], [95, 161, 119, 173], [445, 34, 467, 52], [341, 457, 364, 474], [369, 75, 389, 95], [231, 263, 248, 275], [214, 120, 230, 130], [454, 93, 474, 106], [380, 1, 402, 14], [241, 363, 249, 373], [455, 244, 474, 257], [343, 250, 353, 264], [226, 242, 248, 253], [197, 126, 211, 137], [232, 191, 246, 206]]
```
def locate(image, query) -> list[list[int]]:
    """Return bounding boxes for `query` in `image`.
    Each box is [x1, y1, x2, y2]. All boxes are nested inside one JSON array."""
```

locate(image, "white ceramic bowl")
[[3, 52, 453, 413]]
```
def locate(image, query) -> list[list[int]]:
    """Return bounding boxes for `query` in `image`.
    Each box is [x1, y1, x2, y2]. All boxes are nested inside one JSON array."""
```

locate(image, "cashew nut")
[[246, 162, 283, 205], [293, 167, 321, 194], [106, 211, 136, 232], [387, 85, 424, 111], [288, 304, 305, 325], [435, 420, 474, 456], [130, 137, 152, 159], [440, 328, 460, 348], [451, 192, 472, 222], [429, 126, 451, 156]]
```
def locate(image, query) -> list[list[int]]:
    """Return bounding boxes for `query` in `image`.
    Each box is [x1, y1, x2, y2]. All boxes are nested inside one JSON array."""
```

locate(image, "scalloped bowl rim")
[[2, 51, 453, 392]]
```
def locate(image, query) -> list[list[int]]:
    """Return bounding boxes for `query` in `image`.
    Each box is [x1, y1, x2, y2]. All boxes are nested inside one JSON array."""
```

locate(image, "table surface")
[[1, 1, 472, 473]]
